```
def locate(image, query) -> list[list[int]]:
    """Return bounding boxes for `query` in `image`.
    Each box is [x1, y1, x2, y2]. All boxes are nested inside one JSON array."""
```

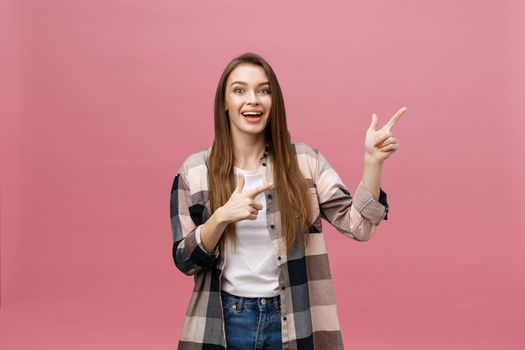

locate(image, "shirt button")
[[261, 298, 266, 304], [277, 256, 281, 260], [262, 162, 267, 166], [281, 286, 285, 290], [268, 194, 272, 199], [270, 224, 275, 229], [283, 316, 287, 321]]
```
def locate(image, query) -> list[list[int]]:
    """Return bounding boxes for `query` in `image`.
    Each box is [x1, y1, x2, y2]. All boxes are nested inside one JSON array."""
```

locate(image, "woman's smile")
[[242, 112, 264, 123]]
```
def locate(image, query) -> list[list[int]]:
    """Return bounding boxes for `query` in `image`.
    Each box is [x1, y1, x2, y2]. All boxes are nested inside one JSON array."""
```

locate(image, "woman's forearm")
[[361, 153, 383, 200], [200, 207, 229, 253]]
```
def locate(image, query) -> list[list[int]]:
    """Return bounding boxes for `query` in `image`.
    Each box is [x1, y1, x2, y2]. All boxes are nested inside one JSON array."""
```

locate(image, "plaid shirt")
[[170, 142, 389, 349]]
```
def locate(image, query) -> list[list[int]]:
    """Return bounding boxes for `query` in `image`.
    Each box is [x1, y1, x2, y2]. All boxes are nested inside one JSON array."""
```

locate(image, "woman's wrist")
[[214, 206, 230, 225], [364, 152, 384, 166]]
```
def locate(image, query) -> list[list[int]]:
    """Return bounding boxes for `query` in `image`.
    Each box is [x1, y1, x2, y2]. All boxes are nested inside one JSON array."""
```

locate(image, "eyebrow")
[[230, 81, 270, 86]]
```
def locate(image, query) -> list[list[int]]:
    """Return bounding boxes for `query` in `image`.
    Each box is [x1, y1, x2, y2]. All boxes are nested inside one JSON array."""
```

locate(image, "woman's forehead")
[[228, 64, 269, 85]]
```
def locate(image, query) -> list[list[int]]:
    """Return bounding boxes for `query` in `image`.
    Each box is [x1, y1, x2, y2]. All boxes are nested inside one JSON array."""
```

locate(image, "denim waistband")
[[221, 290, 281, 311]]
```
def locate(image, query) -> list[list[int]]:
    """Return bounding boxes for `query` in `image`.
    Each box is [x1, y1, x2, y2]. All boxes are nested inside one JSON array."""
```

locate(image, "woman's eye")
[[233, 88, 270, 94]]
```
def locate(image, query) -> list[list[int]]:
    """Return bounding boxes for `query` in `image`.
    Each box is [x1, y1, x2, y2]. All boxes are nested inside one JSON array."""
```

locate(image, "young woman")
[[170, 52, 406, 350]]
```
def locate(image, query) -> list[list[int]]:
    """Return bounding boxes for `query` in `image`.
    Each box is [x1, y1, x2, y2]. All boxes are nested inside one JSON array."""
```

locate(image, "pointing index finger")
[[248, 183, 274, 199], [385, 106, 407, 131]]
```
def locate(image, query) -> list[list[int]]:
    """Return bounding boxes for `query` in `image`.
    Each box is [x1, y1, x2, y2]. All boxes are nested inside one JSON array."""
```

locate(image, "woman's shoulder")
[[177, 147, 210, 177], [291, 141, 321, 179], [291, 140, 320, 158]]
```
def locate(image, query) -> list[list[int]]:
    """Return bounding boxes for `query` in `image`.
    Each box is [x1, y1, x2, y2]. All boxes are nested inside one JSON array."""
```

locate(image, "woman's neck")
[[232, 137, 266, 170]]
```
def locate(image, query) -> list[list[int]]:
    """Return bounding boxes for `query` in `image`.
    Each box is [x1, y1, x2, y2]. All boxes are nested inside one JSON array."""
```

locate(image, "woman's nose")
[[247, 90, 259, 104]]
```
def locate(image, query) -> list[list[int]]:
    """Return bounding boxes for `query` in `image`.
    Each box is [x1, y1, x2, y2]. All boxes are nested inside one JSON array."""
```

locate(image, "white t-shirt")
[[220, 165, 280, 297]]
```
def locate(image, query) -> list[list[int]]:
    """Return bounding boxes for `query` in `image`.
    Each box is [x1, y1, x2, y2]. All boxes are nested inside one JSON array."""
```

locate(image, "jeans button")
[[261, 298, 266, 304]]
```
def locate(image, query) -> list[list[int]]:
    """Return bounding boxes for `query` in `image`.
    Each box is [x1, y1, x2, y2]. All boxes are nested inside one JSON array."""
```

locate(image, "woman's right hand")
[[218, 174, 274, 224]]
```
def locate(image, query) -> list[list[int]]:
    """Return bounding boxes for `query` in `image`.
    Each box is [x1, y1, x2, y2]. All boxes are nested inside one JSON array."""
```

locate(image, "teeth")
[[242, 112, 263, 116]]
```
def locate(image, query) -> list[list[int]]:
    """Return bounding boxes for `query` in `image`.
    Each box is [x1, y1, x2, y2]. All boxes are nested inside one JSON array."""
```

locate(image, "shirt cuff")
[[353, 180, 389, 225], [195, 225, 220, 256]]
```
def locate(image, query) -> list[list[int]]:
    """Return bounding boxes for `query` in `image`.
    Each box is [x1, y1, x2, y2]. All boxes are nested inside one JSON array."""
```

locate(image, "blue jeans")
[[221, 290, 282, 350]]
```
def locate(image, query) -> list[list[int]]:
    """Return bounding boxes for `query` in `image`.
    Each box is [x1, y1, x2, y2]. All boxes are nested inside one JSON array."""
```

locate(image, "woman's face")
[[224, 63, 272, 137]]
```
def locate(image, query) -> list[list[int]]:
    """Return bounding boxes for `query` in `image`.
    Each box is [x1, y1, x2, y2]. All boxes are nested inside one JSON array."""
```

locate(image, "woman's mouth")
[[241, 111, 263, 123]]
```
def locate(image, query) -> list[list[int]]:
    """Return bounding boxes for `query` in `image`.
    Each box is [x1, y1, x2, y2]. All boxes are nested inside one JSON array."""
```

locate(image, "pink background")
[[1, 0, 525, 348]]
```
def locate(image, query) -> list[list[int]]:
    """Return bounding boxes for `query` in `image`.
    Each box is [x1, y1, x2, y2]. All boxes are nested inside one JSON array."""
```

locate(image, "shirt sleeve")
[[314, 149, 390, 242], [170, 172, 219, 276]]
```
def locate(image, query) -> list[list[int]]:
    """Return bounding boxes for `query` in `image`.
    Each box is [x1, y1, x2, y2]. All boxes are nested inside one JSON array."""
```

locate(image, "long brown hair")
[[208, 52, 312, 254]]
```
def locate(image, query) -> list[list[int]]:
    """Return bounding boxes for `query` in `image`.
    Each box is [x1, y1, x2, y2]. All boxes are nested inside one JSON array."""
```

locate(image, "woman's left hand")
[[364, 106, 407, 163]]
